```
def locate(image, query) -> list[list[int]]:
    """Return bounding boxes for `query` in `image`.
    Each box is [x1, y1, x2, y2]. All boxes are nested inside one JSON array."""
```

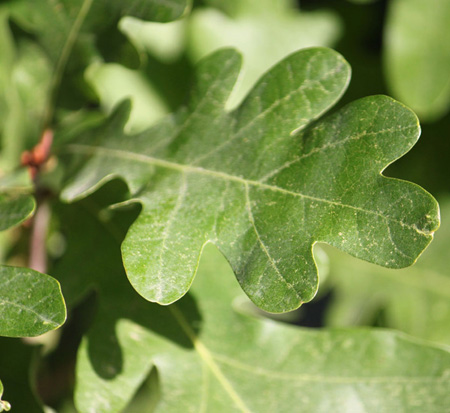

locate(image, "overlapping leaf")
[[322, 197, 450, 345], [51, 194, 450, 413], [60, 47, 439, 313], [384, 0, 450, 121]]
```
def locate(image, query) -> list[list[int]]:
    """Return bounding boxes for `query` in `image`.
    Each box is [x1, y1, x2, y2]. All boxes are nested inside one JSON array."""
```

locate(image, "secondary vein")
[[64, 144, 433, 236]]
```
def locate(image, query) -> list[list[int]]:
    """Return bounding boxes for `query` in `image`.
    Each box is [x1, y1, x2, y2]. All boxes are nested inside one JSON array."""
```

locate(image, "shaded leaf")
[[0, 266, 66, 337], [51, 195, 450, 413], [60, 47, 439, 313], [322, 197, 450, 345], [384, 0, 450, 121], [0, 337, 44, 412]]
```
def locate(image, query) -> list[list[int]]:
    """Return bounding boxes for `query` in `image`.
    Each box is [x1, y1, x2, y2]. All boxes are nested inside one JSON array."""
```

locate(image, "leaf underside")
[[61, 47, 439, 313]]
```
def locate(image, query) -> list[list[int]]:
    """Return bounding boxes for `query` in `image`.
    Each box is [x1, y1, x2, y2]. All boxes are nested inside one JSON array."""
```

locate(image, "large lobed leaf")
[[60, 47, 439, 313], [50, 193, 450, 413]]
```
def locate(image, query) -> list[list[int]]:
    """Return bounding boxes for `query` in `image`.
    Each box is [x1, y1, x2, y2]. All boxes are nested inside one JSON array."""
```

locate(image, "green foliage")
[[0, 0, 449, 411], [384, 0, 450, 121], [60, 47, 438, 314]]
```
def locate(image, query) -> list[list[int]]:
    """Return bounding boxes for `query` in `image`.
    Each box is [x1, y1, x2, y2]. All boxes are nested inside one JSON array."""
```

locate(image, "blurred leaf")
[[323, 197, 450, 345], [119, 17, 186, 63], [188, 0, 341, 108], [0, 192, 35, 231], [60, 48, 438, 313], [0, 266, 66, 337], [0, 9, 51, 171], [85, 62, 169, 133], [384, 0, 450, 121], [7, 0, 192, 65]]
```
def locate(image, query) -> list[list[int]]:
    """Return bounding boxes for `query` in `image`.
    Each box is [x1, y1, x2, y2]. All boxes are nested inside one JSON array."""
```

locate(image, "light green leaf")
[[0, 380, 11, 412], [384, 0, 450, 121], [188, 0, 341, 108], [0, 192, 35, 231], [0, 266, 66, 337], [76, 244, 450, 413], [322, 197, 450, 345], [85, 62, 170, 133], [60, 47, 439, 313]]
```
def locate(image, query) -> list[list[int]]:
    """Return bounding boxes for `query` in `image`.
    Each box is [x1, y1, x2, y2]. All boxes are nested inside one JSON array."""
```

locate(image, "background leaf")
[[188, 0, 341, 108], [60, 47, 438, 313], [0, 192, 35, 231], [384, 0, 450, 121], [0, 8, 52, 172]]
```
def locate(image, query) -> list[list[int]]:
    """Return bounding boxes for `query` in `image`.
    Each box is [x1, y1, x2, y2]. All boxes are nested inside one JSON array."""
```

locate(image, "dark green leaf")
[[60, 47, 439, 313], [0, 266, 66, 337], [0, 338, 43, 412]]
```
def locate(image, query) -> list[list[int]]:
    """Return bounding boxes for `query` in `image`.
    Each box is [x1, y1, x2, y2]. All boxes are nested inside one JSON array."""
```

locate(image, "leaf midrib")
[[169, 305, 252, 413], [65, 143, 431, 236]]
